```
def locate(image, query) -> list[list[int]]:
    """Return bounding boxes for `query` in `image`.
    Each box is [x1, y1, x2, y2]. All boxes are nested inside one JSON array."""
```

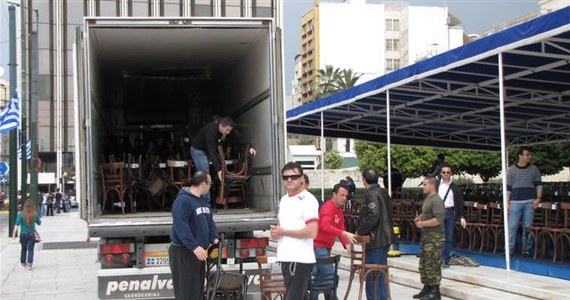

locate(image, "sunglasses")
[[282, 174, 302, 181]]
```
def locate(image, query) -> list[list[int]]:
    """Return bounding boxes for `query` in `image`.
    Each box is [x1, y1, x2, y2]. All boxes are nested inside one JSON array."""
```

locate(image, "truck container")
[[73, 15, 284, 299]]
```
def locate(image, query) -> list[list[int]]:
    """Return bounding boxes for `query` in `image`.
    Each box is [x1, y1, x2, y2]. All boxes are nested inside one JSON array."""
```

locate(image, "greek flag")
[[0, 92, 21, 134], [17, 139, 32, 160]]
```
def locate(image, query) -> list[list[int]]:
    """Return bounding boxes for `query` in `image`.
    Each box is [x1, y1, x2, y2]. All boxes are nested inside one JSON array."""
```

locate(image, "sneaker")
[[448, 255, 463, 265], [461, 256, 480, 267], [21, 263, 26, 268], [441, 261, 450, 268], [26, 263, 32, 270]]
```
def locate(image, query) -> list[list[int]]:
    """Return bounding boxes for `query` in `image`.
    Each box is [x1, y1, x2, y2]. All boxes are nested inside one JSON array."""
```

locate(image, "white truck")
[[73, 12, 285, 299]]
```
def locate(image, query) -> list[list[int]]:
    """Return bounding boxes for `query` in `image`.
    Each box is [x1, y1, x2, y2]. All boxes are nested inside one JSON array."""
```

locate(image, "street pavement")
[[0, 210, 438, 300]]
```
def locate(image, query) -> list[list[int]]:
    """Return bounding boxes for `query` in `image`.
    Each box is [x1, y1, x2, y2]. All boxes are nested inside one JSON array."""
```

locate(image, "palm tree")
[[317, 65, 341, 97], [334, 68, 363, 90]]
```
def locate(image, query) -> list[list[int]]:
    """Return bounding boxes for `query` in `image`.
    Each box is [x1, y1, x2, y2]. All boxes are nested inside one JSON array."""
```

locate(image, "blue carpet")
[[398, 243, 570, 280]]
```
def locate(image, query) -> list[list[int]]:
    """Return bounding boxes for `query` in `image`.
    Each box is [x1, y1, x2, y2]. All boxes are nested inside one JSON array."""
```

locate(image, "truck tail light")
[[100, 243, 131, 254], [120, 253, 131, 265], [103, 254, 115, 265], [236, 237, 268, 258]]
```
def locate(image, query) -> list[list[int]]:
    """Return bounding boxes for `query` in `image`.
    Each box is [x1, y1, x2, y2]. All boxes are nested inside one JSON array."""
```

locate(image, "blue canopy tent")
[[286, 6, 570, 271]]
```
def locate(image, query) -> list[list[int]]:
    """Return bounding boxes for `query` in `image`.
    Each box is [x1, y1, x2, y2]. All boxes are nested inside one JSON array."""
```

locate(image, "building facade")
[[296, 0, 464, 104]]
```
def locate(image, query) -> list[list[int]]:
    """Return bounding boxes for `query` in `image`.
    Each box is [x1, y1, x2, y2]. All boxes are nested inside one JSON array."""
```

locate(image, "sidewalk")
[[0, 210, 99, 300]]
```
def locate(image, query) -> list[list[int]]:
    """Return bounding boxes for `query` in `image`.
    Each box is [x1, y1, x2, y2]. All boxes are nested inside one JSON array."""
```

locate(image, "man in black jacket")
[[190, 117, 256, 204], [357, 166, 395, 300], [436, 163, 466, 267]]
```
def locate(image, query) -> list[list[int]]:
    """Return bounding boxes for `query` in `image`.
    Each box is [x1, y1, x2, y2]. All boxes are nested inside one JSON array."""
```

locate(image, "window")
[[385, 18, 400, 31], [386, 58, 401, 72], [385, 39, 400, 51]]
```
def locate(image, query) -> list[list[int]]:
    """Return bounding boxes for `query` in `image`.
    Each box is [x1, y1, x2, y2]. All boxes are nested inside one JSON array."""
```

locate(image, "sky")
[[1, 0, 539, 93]]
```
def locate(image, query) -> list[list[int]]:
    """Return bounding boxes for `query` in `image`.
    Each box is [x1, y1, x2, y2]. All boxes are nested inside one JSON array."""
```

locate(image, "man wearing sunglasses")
[[436, 163, 466, 268], [271, 162, 319, 300]]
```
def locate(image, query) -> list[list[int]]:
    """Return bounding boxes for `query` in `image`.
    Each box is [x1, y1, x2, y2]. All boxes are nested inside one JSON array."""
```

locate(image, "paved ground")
[[1, 210, 442, 299]]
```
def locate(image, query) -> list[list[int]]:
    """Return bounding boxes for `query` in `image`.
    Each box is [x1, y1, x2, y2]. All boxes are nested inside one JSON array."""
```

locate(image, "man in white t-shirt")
[[270, 161, 319, 300]]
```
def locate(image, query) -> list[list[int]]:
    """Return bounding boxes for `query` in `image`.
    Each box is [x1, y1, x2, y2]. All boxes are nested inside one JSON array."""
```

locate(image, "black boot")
[[413, 285, 430, 299], [419, 284, 441, 300]]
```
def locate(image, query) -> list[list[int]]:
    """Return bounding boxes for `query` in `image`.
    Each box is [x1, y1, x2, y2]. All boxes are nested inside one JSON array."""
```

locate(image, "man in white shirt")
[[436, 164, 466, 267], [271, 162, 319, 300]]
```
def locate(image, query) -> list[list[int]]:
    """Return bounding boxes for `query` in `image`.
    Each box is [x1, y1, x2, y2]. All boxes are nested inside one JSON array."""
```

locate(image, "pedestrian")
[[12, 199, 42, 270], [168, 171, 219, 299], [507, 146, 542, 256], [436, 163, 466, 268], [55, 188, 63, 214], [429, 154, 446, 181], [46, 193, 54, 216], [190, 116, 257, 204], [270, 161, 319, 300], [356, 166, 395, 300], [312, 182, 356, 300], [345, 176, 356, 199], [383, 164, 404, 197], [413, 176, 445, 300]]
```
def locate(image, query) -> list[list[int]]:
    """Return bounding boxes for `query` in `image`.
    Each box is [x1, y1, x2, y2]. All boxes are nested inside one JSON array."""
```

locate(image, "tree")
[[317, 65, 363, 99], [324, 150, 343, 169], [317, 65, 341, 97], [334, 68, 363, 90], [354, 141, 570, 182]]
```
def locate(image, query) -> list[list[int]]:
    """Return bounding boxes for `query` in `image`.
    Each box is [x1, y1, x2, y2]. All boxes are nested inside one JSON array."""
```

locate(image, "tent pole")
[[386, 90, 392, 196], [320, 111, 324, 202], [498, 52, 511, 271]]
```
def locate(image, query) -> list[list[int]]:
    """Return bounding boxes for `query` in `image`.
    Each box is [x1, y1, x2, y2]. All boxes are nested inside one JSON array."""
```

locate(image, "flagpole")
[[8, 5, 19, 237]]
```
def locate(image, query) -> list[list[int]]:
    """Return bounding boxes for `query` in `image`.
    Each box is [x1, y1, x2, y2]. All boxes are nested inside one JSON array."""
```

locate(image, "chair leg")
[[357, 273, 365, 300], [344, 270, 355, 300]]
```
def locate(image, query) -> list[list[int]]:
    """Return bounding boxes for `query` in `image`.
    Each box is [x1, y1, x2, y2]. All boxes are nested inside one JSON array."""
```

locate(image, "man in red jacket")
[[312, 183, 357, 299]]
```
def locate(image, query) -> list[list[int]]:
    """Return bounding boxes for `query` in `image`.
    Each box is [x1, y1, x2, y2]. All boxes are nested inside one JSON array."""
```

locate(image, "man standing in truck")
[[271, 162, 319, 300], [168, 171, 219, 299], [190, 116, 256, 204]]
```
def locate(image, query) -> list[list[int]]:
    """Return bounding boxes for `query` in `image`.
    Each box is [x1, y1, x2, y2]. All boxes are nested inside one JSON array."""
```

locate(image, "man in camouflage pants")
[[414, 176, 445, 300]]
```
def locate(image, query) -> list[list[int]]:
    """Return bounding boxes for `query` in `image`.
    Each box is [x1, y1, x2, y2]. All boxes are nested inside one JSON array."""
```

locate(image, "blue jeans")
[[508, 199, 534, 254], [441, 209, 455, 263], [55, 200, 61, 213], [190, 146, 211, 204], [20, 232, 36, 264], [311, 247, 336, 300], [365, 246, 389, 300]]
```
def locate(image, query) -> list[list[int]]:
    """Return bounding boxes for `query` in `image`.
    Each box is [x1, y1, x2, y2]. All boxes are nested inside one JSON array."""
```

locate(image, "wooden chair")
[[100, 162, 129, 214], [307, 255, 341, 300], [215, 145, 252, 209], [486, 202, 505, 253], [166, 160, 192, 190], [256, 256, 286, 300], [205, 238, 248, 300], [469, 203, 490, 252], [344, 235, 391, 300], [556, 202, 570, 262], [535, 202, 562, 261]]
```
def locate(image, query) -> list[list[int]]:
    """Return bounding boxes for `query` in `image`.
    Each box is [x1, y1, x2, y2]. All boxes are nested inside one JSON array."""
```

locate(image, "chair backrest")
[[488, 202, 503, 225], [166, 160, 191, 186], [560, 202, 570, 229], [100, 162, 126, 189], [309, 255, 341, 292], [218, 145, 252, 180], [475, 203, 490, 223], [256, 256, 286, 298], [540, 202, 560, 228], [349, 235, 370, 275]]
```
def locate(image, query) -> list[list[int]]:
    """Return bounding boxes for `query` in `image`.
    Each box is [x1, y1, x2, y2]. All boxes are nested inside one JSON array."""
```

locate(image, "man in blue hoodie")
[[169, 171, 219, 299]]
